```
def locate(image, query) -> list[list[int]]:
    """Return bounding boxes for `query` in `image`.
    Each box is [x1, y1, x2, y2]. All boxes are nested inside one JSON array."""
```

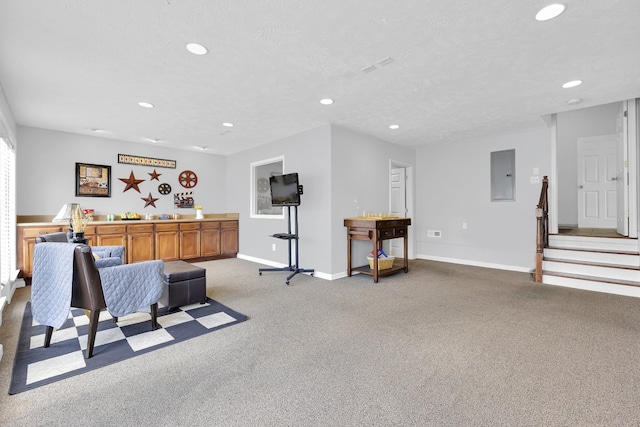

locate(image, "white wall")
[[416, 127, 551, 271], [226, 125, 333, 274], [16, 126, 227, 217], [556, 102, 619, 226], [330, 126, 416, 274]]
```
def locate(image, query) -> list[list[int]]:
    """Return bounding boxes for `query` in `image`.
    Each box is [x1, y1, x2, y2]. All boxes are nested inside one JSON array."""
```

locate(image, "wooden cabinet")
[[179, 222, 201, 259], [155, 222, 180, 261], [201, 221, 221, 257], [127, 223, 155, 264], [95, 224, 127, 247], [17, 225, 64, 279], [18, 218, 239, 278], [221, 221, 239, 255]]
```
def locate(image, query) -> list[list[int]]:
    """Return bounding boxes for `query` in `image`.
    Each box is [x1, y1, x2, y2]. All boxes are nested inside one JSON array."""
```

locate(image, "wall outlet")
[[530, 176, 540, 184], [272, 243, 276, 251], [427, 230, 442, 238]]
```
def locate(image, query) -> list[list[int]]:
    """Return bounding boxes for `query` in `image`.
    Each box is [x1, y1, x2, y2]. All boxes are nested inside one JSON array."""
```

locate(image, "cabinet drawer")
[[96, 225, 127, 235], [201, 221, 221, 230], [180, 222, 201, 231], [379, 228, 394, 239], [128, 224, 154, 233], [23, 226, 64, 238], [155, 222, 179, 232], [221, 221, 237, 229], [395, 228, 407, 237], [84, 225, 96, 235]]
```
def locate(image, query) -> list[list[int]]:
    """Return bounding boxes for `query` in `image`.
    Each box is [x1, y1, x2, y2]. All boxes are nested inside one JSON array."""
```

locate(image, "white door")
[[390, 167, 406, 257], [577, 134, 618, 228], [616, 102, 629, 236]]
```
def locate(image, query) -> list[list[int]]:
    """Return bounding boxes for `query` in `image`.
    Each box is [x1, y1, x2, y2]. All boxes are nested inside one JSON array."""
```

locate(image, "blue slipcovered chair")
[[31, 243, 164, 358], [35, 231, 124, 268]]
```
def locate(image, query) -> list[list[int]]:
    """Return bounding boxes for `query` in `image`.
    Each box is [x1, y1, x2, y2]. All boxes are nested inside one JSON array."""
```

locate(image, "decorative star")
[[119, 171, 145, 193], [141, 192, 159, 208], [149, 169, 162, 181]]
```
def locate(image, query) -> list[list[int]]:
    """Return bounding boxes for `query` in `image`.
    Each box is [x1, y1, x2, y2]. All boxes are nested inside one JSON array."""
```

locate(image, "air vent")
[[427, 230, 442, 238], [361, 65, 377, 73]]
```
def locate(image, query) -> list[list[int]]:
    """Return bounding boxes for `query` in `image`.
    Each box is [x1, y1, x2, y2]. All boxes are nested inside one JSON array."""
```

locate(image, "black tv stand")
[[259, 205, 314, 285]]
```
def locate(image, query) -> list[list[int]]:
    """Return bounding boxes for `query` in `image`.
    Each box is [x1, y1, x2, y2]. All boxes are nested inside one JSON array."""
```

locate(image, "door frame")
[[389, 159, 415, 259], [550, 98, 639, 238]]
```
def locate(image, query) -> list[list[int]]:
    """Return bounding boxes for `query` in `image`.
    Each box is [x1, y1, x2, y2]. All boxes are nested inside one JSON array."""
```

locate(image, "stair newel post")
[[535, 207, 544, 283]]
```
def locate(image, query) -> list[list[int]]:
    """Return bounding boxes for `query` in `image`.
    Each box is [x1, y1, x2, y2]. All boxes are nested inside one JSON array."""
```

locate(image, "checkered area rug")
[[9, 299, 247, 394]]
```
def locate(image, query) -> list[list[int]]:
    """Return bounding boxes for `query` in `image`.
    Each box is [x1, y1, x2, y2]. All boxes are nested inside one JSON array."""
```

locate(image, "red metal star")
[[149, 169, 161, 181], [118, 171, 145, 193], [141, 192, 159, 208]]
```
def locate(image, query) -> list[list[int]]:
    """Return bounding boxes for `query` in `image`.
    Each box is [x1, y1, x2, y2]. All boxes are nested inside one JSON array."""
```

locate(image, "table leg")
[[347, 235, 352, 277]]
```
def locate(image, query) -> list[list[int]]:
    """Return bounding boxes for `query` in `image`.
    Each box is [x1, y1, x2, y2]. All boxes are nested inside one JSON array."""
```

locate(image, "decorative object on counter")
[[172, 213, 180, 220], [141, 192, 159, 208], [82, 208, 95, 221], [195, 203, 204, 219], [158, 183, 171, 195], [118, 171, 145, 193], [53, 203, 88, 242], [118, 153, 176, 169], [75, 163, 111, 198], [106, 214, 116, 221], [148, 169, 162, 181], [120, 212, 140, 220], [145, 213, 155, 220], [178, 170, 198, 188], [174, 191, 194, 208], [159, 214, 171, 220]]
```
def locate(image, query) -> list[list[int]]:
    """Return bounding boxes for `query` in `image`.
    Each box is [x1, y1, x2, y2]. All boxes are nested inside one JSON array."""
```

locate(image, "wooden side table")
[[344, 217, 411, 283]]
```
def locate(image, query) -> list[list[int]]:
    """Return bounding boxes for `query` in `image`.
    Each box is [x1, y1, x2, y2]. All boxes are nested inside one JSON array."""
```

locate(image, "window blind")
[[0, 135, 15, 288]]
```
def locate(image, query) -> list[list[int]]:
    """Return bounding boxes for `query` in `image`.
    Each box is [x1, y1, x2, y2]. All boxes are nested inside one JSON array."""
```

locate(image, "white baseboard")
[[416, 254, 531, 273], [237, 253, 331, 280]]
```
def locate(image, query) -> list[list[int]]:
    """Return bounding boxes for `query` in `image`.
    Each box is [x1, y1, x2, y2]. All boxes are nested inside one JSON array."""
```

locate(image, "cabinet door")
[[201, 222, 221, 257], [180, 230, 201, 259], [156, 231, 180, 261], [221, 221, 238, 255], [96, 233, 127, 247], [128, 233, 155, 263]]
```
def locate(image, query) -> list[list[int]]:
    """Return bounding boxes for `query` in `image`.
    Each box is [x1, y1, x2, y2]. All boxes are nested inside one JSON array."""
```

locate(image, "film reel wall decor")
[[178, 170, 198, 188]]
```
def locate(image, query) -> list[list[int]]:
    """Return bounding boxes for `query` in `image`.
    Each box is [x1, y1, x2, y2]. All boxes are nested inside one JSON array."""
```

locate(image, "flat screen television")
[[269, 173, 300, 206]]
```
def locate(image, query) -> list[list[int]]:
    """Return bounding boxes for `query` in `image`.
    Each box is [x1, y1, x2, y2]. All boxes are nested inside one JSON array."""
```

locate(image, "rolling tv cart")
[[259, 205, 314, 285]]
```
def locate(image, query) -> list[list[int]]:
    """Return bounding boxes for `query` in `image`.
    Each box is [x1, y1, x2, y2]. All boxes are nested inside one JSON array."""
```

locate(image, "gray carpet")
[[1, 258, 639, 426]]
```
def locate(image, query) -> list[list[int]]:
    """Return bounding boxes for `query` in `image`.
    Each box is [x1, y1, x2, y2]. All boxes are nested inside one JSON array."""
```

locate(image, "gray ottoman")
[[161, 261, 207, 310]]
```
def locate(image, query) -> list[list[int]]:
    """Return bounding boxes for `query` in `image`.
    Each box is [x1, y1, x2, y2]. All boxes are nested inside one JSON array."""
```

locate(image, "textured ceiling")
[[0, 0, 639, 155]]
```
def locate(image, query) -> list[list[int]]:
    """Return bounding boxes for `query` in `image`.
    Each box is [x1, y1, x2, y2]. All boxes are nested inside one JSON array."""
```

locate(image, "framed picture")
[[76, 162, 111, 197]]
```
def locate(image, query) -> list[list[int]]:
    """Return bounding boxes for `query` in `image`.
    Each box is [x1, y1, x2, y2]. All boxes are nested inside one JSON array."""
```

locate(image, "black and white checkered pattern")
[[9, 299, 247, 394]]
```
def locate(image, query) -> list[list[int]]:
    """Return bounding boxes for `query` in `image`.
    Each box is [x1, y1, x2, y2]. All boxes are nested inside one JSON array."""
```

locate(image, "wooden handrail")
[[534, 176, 549, 283]]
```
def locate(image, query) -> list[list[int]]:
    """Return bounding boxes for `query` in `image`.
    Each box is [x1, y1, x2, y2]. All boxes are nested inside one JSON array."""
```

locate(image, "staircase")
[[542, 234, 640, 297]]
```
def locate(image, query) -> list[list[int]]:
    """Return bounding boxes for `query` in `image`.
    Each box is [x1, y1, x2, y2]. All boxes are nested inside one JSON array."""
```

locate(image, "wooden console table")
[[344, 217, 411, 283]]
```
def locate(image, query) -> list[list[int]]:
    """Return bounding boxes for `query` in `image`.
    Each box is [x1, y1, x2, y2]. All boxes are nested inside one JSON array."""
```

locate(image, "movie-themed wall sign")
[[118, 154, 176, 169]]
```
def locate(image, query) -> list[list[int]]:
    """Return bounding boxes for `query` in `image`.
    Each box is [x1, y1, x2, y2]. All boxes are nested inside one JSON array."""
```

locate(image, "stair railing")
[[535, 176, 549, 282]]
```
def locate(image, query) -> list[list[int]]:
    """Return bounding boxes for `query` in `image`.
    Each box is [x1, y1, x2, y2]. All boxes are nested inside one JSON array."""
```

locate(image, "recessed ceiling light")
[[194, 146, 209, 151], [145, 138, 162, 143], [535, 3, 566, 21], [91, 128, 109, 134], [222, 122, 234, 127], [389, 124, 400, 130], [138, 101, 154, 108], [562, 80, 582, 88], [320, 98, 334, 105], [186, 43, 208, 55], [567, 98, 583, 105]]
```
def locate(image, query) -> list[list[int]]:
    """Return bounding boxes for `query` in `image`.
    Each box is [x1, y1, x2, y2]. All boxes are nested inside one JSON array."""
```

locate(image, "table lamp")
[[53, 203, 88, 243]]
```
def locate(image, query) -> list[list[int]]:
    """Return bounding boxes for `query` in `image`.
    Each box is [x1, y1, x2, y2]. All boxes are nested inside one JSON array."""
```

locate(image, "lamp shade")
[[52, 203, 80, 222], [53, 203, 87, 233]]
